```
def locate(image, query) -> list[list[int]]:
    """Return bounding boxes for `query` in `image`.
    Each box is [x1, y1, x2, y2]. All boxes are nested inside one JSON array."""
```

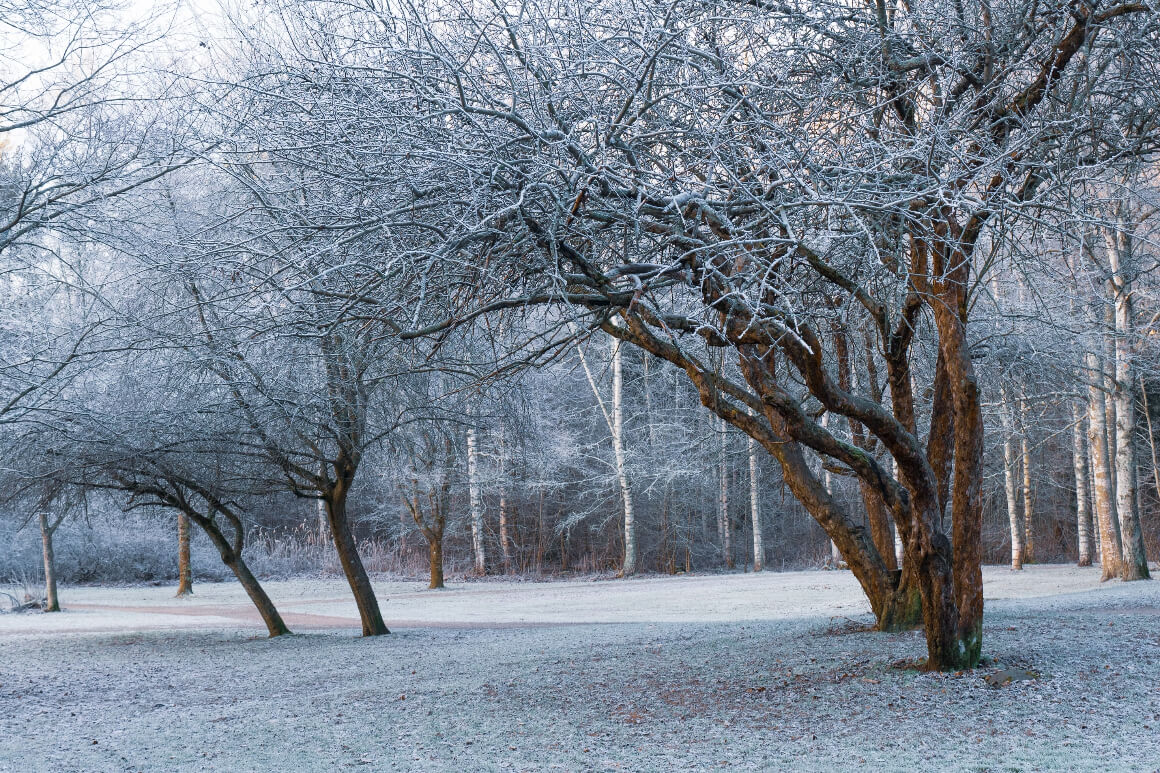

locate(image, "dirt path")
[[4, 602, 617, 635]]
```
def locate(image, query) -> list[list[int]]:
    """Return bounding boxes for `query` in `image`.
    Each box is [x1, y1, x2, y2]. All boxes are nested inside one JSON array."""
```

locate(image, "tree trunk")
[[1020, 399, 1035, 564], [861, 484, 897, 573], [1000, 387, 1024, 570], [1087, 351, 1123, 580], [326, 483, 389, 635], [611, 336, 637, 575], [498, 426, 513, 575], [1072, 401, 1094, 567], [193, 514, 289, 637], [39, 511, 60, 613], [427, 535, 445, 589], [466, 427, 487, 575], [176, 512, 193, 596], [499, 494, 512, 575], [718, 416, 732, 568], [748, 432, 763, 572], [1142, 385, 1160, 508], [927, 273, 985, 670], [226, 554, 290, 638]]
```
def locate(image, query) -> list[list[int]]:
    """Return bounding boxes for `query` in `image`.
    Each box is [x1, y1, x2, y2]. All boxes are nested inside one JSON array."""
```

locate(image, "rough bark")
[[326, 479, 389, 635], [498, 426, 513, 575], [466, 427, 487, 575], [1106, 220, 1151, 581], [718, 415, 733, 568], [1087, 352, 1123, 580], [925, 249, 984, 670], [1071, 401, 1094, 567], [611, 336, 637, 575], [1000, 387, 1024, 570], [748, 430, 764, 572], [1020, 399, 1035, 564], [176, 512, 193, 596], [191, 510, 289, 637], [427, 538, 445, 589]]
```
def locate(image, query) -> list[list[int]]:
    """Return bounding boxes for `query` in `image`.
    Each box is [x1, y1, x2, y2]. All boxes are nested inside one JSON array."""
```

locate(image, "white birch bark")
[[718, 415, 732, 568], [1071, 401, 1094, 567], [1086, 351, 1123, 580], [498, 426, 513, 574], [1000, 386, 1023, 570], [610, 336, 637, 575], [1020, 398, 1035, 564], [748, 429, 764, 572], [1105, 219, 1151, 580], [891, 456, 904, 568], [466, 427, 486, 575], [573, 333, 636, 575]]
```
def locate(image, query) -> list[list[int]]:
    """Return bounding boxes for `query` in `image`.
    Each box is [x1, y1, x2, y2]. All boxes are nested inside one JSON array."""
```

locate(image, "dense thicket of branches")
[[1, 0, 1158, 670]]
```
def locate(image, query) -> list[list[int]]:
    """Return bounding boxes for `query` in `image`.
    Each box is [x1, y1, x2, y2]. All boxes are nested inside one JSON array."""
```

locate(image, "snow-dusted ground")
[[2, 565, 1158, 772]]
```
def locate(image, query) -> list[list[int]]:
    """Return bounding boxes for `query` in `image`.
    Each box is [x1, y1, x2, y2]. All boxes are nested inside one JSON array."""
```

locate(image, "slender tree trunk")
[[1000, 387, 1023, 570], [1104, 298, 1119, 508], [748, 431, 764, 572], [1072, 401, 1094, 567], [611, 337, 637, 575], [176, 512, 193, 596], [498, 427, 513, 575], [466, 427, 486, 575], [225, 554, 290, 637], [1020, 399, 1035, 564], [1108, 223, 1151, 581], [39, 511, 60, 613], [326, 483, 389, 635], [891, 458, 905, 570], [718, 416, 732, 568], [499, 494, 512, 575], [193, 515, 289, 637], [1087, 351, 1123, 580], [1142, 386, 1160, 524], [318, 497, 329, 546]]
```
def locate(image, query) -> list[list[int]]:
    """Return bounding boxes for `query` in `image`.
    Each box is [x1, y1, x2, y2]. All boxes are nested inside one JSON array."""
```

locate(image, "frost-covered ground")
[[2, 565, 1158, 772]]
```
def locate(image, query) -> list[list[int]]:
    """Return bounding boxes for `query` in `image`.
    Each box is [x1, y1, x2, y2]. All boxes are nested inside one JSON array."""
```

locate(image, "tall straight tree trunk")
[[1142, 386, 1160, 521], [498, 494, 513, 575], [466, 427, 487, 575], [748, 430, 764, 572], [1104, 298, 1119, 508], [1072, 401, 1094, 567], [1000, 387, 1023, 570], [1020, 399, 1035, 564], [498, 426, 513, 574], [1087, 351, 1123, 580], [718, 416, 733, 568], [176, 513, 193, 596], [575, 333, 636, 576], [610, 336, 637, 575], [39, 511, 60, 612], [1106, 221, 1151, 581]]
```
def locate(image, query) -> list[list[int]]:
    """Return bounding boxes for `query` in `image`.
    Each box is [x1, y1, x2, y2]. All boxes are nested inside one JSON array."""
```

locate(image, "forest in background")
[[3, 0, 1160, 669]]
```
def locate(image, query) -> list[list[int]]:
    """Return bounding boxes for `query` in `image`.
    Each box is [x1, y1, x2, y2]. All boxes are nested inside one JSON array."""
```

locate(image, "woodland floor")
[[2, 564, 1159, 772]]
